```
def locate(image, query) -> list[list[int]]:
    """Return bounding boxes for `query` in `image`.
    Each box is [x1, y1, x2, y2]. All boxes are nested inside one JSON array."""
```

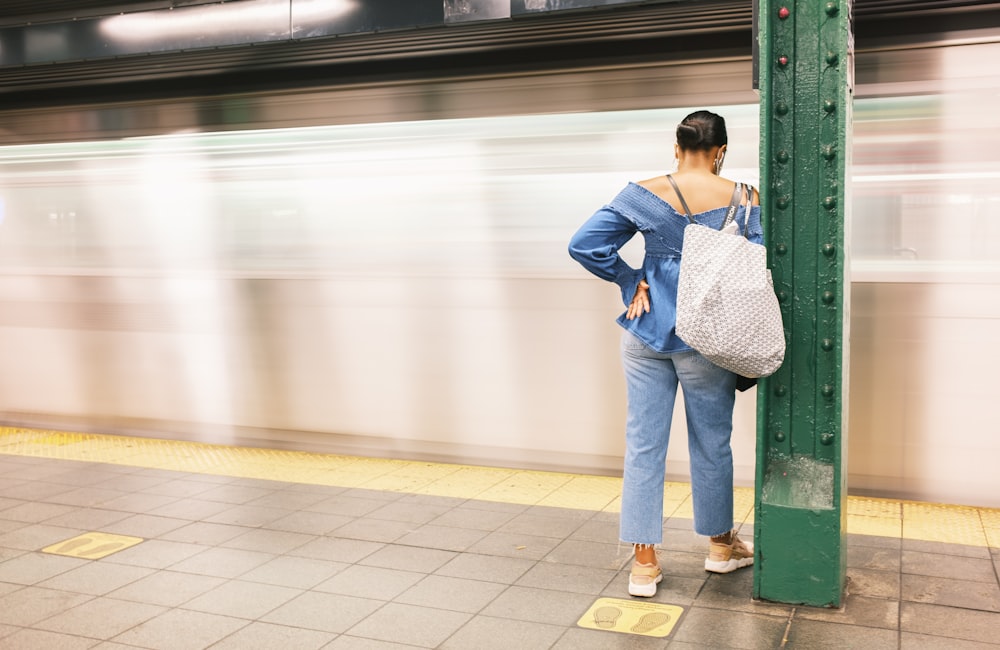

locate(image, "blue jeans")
[[619, 331, 737, 545]]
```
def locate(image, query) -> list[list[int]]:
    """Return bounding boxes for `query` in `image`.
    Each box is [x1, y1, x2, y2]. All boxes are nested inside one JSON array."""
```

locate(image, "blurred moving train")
[[0, 6, 998, 508]]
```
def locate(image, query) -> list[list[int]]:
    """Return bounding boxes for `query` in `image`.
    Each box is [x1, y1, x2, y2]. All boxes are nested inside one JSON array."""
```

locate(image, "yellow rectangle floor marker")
[[43, 532, 144, 559], [577, 597, 683, 638]]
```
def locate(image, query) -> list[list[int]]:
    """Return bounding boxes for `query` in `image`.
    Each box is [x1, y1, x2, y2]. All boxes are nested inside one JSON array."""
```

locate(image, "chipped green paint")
[[754, 0, 853, 607]]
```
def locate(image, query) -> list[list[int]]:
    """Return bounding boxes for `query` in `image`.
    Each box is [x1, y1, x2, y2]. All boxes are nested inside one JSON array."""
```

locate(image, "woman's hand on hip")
[[626, 279, 650, 320]]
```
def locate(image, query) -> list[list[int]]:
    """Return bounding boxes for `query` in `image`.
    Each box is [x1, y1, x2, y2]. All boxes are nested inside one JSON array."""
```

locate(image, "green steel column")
[[754, 0, 853, 607]]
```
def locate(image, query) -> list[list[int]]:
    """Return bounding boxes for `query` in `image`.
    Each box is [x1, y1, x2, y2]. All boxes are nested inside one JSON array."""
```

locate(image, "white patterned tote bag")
[[671, 178, 785, 378]]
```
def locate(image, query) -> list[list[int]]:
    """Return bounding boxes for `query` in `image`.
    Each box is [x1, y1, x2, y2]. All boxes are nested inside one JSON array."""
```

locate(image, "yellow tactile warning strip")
[[42, 532, 143, 559], [1, 427, 998, 548], [578, 598, 683, 638]]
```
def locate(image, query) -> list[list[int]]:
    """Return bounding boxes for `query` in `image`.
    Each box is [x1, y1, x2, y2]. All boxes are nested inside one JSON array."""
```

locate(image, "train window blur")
[[1, 93, 999, 278]]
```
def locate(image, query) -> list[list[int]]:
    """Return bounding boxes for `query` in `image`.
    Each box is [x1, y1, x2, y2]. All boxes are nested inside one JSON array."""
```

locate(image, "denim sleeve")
[[568, 206, 644, 306]]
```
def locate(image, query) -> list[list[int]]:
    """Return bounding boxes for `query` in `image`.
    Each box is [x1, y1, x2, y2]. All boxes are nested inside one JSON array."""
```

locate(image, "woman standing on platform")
[[567, 110, 758, 597]]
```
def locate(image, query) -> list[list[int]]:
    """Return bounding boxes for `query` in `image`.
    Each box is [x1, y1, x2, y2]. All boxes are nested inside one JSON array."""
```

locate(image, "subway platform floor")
[[1, 427, 999, 649]]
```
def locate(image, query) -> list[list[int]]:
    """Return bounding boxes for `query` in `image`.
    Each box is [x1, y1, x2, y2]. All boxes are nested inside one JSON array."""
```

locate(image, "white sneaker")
[[628, 561, 662, 597]]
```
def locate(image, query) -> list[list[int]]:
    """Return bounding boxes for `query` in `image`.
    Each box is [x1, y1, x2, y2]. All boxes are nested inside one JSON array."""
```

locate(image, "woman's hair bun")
[[676, 110, 727, 151]]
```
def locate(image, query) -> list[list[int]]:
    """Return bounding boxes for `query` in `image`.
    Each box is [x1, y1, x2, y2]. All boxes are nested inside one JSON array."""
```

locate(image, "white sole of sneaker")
[[704, 556, 754, 573], [628, 572, 662, 597]]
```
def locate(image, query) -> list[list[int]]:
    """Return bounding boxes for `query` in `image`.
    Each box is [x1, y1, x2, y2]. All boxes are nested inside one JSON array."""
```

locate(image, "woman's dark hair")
[[676, 110, 727, 151]]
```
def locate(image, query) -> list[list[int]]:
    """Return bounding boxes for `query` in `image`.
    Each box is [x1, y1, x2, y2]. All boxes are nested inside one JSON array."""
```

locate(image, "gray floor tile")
[[0, 501, 78, 524], [289, 536, 384, 564], [203, 504, 290, 528], [306, 495, 386, 518], [106, 569, 227, 607], [262, 591, 383, 634], [218, 528, 315, 554], [785, 618, 899, 649], [245, 489, 332, 510], [139, 478, 217, 499], [0, 551, 88, 585], [467, 530, 563, 561], [428, 506, 518, 532], [323, 635, 425, 649], [480, 584, 596, 626], [208, 621, 335, 650], [0, 627, 100, 650], [332, 517, 416, 543], [440, 614, 565, 649], [902, 573, 1000, 612], [104, 539, 209, 570], [359, 544, 456, 573], [394, 524, 489, 552], [0, 524, 89, 552], [0, 586, 93, 626], [111, 608, 248, 650], [98, 513, 188, 538], [847, 533, 902, 551], [543, 538, 631, 571], [902, 550, 998, 583], [196, 483, 277, 505], [434, 552, 536, 584], [34, 596, 166, 640], [147, 499, 233, 521], [265, 510, 353, 535], [847, 544, 901, 572], [314, 564, 425, 600], [671, 606, 788, 649], [346, 602, 472, 648], [793, 593, 899, 630], [524, 505, 598, 521], [182, 579, 302, 619], [515, 560, 618, 595], [846, 567, 900, 600], [901, 631, 1000, 649], [902, 539, 993, 559], [395, 574, 508, 613], [567, 518, 620, 544], [37, 561, 154, 596], [44, 508, 133, 531], [169, 546, 275, 578], [45, 488, 128, 509], [239, 555, 348, 590], [500, 513, 586, 539], [0, 480, 73, 502], [92, 474, 172, 494], [460, 500, 529, 515], [367, 501, 452, 525], [0, 519, 28, 536], [900, 601, 1000, 645], [158, 521, 254, 546], [694, 571, 793, 617]]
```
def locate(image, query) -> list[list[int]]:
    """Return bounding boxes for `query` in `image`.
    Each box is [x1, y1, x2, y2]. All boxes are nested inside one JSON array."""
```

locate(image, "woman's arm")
[[568, 206, 645, 307]]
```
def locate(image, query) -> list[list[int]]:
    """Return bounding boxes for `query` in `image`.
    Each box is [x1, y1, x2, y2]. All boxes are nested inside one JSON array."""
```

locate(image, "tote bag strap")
[[665, 175, 743, 230], [741, 184, 756, 238]]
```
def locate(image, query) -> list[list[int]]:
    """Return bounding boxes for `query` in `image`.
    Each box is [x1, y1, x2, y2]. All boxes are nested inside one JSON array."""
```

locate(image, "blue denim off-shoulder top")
[[568, 181, 763, 353]]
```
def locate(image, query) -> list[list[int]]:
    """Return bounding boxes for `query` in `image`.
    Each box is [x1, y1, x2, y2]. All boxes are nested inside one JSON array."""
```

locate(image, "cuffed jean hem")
[[618, 331, 737, 545]]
